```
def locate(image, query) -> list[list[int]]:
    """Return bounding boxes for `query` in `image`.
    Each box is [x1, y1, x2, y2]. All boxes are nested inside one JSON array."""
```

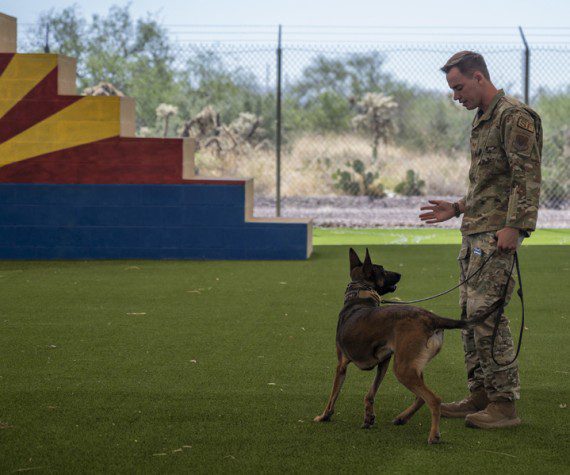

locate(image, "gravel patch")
[[254, 195, 570, 228]]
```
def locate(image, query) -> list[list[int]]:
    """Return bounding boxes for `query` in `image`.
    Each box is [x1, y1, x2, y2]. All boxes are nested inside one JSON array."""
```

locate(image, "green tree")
[[397, 91, 471, 154], [23, 5, 87, 73], [175, 49, 274, 140], [292, 52, 391, 101], [287, 52, 395, 134], [303, 92, 351, 133], [24, 4, 177, 128], [85, 5, 175, 128]]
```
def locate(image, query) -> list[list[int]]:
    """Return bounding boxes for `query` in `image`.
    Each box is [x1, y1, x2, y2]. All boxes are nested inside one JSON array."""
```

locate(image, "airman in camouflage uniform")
[[419, 51, 542, 429]]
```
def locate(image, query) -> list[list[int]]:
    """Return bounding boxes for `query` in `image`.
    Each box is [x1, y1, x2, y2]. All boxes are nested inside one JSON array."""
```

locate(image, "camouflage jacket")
[[460, 90, 542, 236]]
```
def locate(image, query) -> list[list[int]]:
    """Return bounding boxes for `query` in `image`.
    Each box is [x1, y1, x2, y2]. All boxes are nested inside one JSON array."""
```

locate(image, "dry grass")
[[195, 134, 470, 197]]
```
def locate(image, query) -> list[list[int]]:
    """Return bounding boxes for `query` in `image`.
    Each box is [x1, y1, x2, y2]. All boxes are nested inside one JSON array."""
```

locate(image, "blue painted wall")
[[0, 184, 310, 260]]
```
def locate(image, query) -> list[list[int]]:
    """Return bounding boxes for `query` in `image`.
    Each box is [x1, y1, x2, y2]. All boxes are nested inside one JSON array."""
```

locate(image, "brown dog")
[[314, 248, 500, 444]]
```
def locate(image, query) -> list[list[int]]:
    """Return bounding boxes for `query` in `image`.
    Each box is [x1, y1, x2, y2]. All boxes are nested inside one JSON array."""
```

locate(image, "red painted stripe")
[[0, 67, 81, 143], [0, 136, 248, 185], [183, 179, 246, 185], [0, 53, 15, 76], [0, 136, 186, 184]]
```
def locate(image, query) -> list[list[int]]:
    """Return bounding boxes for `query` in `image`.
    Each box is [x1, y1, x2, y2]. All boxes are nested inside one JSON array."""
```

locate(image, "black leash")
[[383, 249, 524, 366], [381, 250, 497, 305], [491, 251, 524, 367]]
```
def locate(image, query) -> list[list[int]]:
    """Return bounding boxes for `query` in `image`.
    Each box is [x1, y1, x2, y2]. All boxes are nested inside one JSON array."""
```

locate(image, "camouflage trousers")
[[458, 231, 522, 402]]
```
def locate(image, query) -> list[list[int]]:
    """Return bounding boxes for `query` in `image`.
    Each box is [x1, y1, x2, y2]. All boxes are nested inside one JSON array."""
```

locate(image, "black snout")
[[378, 271, 401, 295], [386, 272, 401, 285]]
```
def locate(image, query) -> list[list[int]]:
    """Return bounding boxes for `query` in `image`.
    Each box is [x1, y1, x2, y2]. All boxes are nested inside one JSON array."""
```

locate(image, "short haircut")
[[440, 51, 490, 81]]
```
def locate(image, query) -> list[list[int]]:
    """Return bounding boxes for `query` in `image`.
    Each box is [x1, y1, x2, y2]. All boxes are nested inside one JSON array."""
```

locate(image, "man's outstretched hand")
[[419, 200, 456, 224]]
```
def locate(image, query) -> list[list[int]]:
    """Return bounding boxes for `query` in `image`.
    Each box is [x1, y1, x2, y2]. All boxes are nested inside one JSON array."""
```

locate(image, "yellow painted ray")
[[0, 96, 121, 167], [0, 54, 58, 119]]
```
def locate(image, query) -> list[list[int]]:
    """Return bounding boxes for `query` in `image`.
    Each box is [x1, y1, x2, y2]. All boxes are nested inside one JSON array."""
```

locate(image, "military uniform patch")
[[514, 133, 530, 151], [517, 116, 535, 133]]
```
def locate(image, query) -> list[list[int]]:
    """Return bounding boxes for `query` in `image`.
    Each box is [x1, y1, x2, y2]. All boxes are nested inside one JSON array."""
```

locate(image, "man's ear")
[[473, 71, 485, 83], [362, 248, 374, 279], [349, 248, 362, 271]]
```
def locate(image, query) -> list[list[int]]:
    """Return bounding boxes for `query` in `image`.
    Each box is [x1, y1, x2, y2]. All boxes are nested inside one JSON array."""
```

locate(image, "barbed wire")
[[19, 23, 570, 44]]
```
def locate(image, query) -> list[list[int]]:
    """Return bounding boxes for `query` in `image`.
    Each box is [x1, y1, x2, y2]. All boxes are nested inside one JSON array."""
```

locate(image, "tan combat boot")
[[440, 388, 489, 418], [465, 400, 522, 429]]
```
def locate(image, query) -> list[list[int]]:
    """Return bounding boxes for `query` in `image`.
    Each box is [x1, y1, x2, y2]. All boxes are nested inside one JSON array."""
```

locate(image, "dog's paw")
[[428, 432, 441, 445], [361, 415, 375, 429], [392, 417, 408, 425], [313, 414, 331, 423]]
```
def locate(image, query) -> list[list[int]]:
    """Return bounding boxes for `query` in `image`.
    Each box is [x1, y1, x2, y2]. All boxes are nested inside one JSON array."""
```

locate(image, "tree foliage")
[[24, 4, 87, 62], [291, 52, 393, 101], [25, 4, 175, 128]]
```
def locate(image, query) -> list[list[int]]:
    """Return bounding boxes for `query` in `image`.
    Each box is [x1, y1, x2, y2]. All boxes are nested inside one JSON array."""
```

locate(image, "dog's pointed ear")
[[349, 247, 362, 271], [362, 248, 374, 278]]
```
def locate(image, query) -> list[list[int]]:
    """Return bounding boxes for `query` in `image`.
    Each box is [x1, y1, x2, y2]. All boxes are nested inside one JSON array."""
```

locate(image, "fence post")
[[518, 26, 530, 104], [44, 23, 50, 53], [275, 24, 282, 217]]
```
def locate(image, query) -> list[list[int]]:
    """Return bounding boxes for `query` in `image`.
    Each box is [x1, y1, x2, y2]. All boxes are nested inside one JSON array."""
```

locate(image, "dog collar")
[[344, 282, 382, 306]]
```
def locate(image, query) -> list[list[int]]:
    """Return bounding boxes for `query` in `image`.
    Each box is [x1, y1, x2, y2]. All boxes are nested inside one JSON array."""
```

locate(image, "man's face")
[[446, 66, 482, 110]]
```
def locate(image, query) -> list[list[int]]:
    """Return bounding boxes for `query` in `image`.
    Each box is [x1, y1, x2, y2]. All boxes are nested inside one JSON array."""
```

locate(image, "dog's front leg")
[[362, 357, 391, 429], [314, 350, 350, 423]]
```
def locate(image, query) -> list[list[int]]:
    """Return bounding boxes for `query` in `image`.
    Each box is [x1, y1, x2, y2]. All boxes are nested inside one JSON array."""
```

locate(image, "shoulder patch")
[[514, 134, 530, 152], [511, 128, 535, 157], [517, 116, 535, 133]]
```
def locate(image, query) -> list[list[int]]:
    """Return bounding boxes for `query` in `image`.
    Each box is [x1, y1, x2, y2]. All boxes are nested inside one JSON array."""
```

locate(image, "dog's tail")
[[431, 299, 505, 330]]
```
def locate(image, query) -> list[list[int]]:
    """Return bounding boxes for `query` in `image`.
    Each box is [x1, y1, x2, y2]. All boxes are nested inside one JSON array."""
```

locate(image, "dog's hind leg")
[[362, 356, 391, 429], [392, 387, 425, 425], [393, 363, 442, 444], [314, 347, 350, 423]]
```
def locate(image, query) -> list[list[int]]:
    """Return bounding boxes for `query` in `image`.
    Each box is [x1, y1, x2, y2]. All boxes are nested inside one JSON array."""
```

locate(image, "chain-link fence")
[[22, 23, 570, 226], [163, 40, 569, 224]]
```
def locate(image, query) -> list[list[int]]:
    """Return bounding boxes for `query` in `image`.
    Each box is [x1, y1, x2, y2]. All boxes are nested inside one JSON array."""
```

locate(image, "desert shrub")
[[332, 159, 385, 197], [394, 169, 426, 196], [299, 92, 352, 133], [351, 92, 398, 162]]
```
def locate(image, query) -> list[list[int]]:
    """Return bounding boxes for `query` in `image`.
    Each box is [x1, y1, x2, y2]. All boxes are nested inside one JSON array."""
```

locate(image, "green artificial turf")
[[314, 227, 570, 245], [0, 245, 568, 473]]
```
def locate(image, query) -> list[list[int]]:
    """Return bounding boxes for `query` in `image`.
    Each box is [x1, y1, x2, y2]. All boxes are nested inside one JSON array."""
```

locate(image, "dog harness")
[[343, 282, 382, 306]]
